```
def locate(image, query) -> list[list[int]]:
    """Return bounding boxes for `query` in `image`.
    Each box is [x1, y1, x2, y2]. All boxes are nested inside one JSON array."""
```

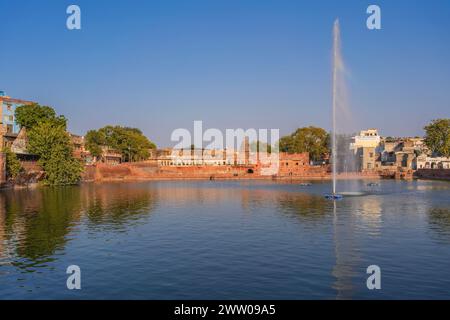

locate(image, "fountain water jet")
[[325, 19, 344, 200], [325, 20, 369, 199]]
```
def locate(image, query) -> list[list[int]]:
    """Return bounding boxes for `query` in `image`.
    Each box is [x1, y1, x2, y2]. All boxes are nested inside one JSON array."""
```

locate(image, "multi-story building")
[[377, 137, 427, 170], [0, 91, 35, 148], [350, 129, 381, 171]]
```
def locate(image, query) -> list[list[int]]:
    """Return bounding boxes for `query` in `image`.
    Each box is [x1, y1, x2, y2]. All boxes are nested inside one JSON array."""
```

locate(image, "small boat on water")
[[324, 193, 344, 200], [299, 183, 312, 186], [367, 182, 380, 187]]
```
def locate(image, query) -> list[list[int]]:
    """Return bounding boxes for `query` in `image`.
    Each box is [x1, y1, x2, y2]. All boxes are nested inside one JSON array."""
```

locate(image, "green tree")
[[15, 103, 67, 130], [279, 126, 329, 161], [3, 147, 23, 179], [27, 121, 83, 185], [84, 129, 105, 158], [15, 104, 82, 185], [249, 140, 272, 153], [424, 119, 450, 157], [85, 126, 156, 162]]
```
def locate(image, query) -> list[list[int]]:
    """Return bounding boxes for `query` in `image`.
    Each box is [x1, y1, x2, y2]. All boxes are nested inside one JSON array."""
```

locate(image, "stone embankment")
[[84, 162, 381, 182]]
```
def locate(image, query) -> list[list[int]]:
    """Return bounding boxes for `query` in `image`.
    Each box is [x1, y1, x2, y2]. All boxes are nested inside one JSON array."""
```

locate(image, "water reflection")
[[82, 183, 157, 231], [332, 201, 361, 299], [0, 184, 157, 270], [1, 187, 82, 267], [0, 181, 449, 299], [275, 193, 329, 223], [428, 207, 450, 243], [332, 195, 384, 299]]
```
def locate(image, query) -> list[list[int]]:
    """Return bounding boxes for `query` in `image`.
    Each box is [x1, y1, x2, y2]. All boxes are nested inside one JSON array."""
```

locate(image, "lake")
[[0, 179, 449, 299]]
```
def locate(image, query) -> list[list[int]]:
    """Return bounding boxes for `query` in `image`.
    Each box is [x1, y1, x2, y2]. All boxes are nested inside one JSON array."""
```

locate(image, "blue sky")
[[1, 0, 449, 146]]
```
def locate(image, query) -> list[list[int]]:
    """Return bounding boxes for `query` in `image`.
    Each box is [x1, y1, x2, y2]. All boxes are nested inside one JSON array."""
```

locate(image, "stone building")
[[278, 152, 310, 176], [150, 137, 253, 168], [350, 129, 381, 171], [416, 155, 450, 169], [377, 137, 427, 170]]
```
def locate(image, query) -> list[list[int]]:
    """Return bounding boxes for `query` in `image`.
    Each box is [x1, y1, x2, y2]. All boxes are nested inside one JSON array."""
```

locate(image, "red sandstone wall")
[[278, 152, 311, 176], [90, 162, 261, 181]]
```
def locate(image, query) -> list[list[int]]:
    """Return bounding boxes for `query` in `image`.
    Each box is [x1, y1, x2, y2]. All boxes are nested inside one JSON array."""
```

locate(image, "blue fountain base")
[[324, 194, 344, 200]]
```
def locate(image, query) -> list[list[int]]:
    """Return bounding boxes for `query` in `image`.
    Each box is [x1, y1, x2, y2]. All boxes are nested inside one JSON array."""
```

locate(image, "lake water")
[[0, 179, 449, 299]]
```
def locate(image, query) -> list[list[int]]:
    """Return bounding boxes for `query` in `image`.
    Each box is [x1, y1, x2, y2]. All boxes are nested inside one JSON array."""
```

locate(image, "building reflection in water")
[[239, 188, 328, 221]]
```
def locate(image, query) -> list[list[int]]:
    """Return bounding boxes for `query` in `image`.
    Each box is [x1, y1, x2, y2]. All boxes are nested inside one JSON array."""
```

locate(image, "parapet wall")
[[92, 162, 257, 181], [87, 161, 344, 182]]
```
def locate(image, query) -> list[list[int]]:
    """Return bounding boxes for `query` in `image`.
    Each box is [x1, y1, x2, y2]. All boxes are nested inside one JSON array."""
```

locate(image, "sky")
[[0, 0, 449, 147]]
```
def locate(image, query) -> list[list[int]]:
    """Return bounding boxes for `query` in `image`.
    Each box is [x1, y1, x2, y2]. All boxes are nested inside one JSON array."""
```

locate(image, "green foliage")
[[27, 121, 82, 185], [15, 103, 67, 130], [4, 147, 23, 179], [14, 103, 81, 185], [84, 130, 104, 158], [279, 126, 329, 161], [249, 140, 272, 153], [42, 152, 84, 185], [424, 119, 450, 157], [85, 126, 156, 162]]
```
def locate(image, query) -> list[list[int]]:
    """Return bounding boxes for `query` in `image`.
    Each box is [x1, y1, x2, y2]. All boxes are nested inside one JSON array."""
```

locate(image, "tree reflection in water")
[[0, 184, 156, 270]]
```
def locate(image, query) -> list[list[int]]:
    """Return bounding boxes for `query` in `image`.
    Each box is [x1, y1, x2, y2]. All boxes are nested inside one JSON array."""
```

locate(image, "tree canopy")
[[279, 126, 329, 161], [14, 104, 82, 185], [15, 103, 67, 130], [85, 126, 156, 162], [424, 119, 450, 157], [249, 140, 272, 154]]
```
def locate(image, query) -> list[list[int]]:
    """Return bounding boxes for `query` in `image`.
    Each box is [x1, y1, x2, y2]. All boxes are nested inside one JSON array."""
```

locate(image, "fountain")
[[325, 19, 344, 200], [324, 20, 368, 199]]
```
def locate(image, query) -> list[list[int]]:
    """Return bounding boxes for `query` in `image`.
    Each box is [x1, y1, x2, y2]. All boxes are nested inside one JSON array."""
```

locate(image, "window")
[[4, 115, 13, 122], [6, 104, 12, 111], [369, 152, 374, 158]]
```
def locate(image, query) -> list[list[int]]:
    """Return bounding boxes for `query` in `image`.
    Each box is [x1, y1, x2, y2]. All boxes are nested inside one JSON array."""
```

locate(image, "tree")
[[279, 126, 329, 161], [3, 147, 23, 179], [14, 103, 82, 185], [424, 119, 450, 157], [85, 126, 156, 162], [15, 103, 67, 130], [27, 121, 83, 185], [84, 130, 105, 158], [249, 140, 272, 154]]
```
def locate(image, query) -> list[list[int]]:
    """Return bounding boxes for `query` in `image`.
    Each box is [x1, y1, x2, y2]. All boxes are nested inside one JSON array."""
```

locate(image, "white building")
[[350, 129, 382, 171], [350, 129, 381, 151], [416, 155, 450, 169]]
